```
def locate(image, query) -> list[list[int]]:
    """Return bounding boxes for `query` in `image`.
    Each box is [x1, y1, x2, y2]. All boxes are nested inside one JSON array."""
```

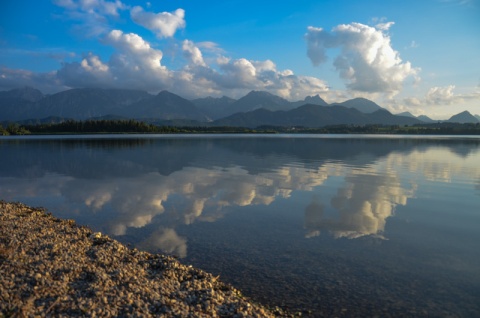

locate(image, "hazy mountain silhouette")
[[193, 92, 329, 119], [417, 115, 435, 123], [0, 87, 45, 120], [191, 96, 237, 120], [0, 87, 475, 127], [398, 111, 416, 118], [335, 97, 383, 113], [398, 112, 436, 123], [447, 111, 479, 124], [0, 86, 44, 102], [227, 90, 293, 114], [34, 88, 151, 119], [291, 95, 329, 107], [214, 104, 421, 128], [125, 90, 208, 121]]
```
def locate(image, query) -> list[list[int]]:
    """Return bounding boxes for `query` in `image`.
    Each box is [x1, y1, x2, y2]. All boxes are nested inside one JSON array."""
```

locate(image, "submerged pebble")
[[0, 201, 286, 317]]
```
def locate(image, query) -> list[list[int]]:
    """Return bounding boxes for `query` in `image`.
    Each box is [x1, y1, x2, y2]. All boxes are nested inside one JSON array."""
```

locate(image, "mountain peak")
[[304, 95, 328, 106], [448, 110, 479, 123], [3, 86, 44, 102], [157, 90, 175, 96], [417, 115, 435, 123], [337, 97, 383, 113], [244, 90, 280, 99], [398, 111, 416, 118]]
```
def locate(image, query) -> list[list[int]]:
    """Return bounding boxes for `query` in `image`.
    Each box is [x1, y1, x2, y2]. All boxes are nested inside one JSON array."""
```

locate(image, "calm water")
[[1, 134, 479, 317]]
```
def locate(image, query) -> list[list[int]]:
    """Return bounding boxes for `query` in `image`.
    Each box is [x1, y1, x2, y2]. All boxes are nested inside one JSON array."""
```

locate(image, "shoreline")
[[0, 201, 285, 317]]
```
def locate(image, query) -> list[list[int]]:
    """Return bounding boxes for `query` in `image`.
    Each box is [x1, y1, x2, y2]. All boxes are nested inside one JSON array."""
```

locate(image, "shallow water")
[[1, 134, 479, 316]]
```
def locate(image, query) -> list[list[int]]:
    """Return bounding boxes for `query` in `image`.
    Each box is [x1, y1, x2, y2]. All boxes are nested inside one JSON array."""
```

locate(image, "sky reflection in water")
[[1, 135, 479, 316]]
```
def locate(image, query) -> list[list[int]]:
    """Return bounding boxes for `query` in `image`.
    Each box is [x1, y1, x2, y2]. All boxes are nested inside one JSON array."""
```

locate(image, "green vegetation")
[[1, 119, 479, 135], [0, 123, 31, 135], [26, 119, 171, 134], [285, 123, 480, 135], [21, 119, 267, 134], [0, 124, 8, 135]]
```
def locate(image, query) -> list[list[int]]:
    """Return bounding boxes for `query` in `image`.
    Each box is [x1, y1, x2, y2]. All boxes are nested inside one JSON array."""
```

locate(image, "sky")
[[0, 0, 479, 119]]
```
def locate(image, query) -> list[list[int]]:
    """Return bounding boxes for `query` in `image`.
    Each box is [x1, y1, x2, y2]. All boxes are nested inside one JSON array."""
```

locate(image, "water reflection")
[[1, 136, 479, 258], [305, 169, 415, 239]]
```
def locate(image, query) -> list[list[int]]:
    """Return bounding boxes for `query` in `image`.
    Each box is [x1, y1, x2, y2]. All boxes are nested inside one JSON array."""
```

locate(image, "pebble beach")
[[0, 201, 284, 317]]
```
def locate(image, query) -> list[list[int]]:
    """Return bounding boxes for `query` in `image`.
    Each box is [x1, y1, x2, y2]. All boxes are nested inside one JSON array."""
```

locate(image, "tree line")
[[1, 119, 264, 135], [1, 119, 479, 135]]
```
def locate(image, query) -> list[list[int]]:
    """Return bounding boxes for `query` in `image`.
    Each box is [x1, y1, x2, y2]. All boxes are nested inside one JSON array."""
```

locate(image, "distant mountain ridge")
[[192, 95, 236, 120], [0, 86, 44, 102], [127, 90, 208, 121], [447, 111, 479, 124], [334, 97, 383, 113], [0, 86, 476, 128], [227, 90, 292, 114], [35, 88, 151, 120], [214, 104, 422, 128]]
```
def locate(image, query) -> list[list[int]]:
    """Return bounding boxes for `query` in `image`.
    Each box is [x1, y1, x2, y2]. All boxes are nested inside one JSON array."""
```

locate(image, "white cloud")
[[53, 0, 127, 16], [53, 0, 128, 37], [403, 97, 422, 107], [57, 30, 173, 91], [426, 85, 456, 105], [173, 41, 329, 99], [0, 66, 67, 93], [130, 6, 186, 38], [8, 3, 328, 99], [196, 41, 225, 54], [105, 30, 165, 70], [182, 40, 206, 66], [398, 85, 480, 112], [375, 21, 395, 31], [305, 22, 419, 97], [80, 53, 109, 72]]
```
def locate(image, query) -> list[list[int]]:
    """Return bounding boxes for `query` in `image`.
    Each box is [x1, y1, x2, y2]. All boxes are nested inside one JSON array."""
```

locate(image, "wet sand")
[[0, 201, 287, 317]]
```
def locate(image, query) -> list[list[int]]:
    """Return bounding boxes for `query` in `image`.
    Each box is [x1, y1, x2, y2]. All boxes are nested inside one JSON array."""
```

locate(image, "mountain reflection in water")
[[1, 135, 479, 316]]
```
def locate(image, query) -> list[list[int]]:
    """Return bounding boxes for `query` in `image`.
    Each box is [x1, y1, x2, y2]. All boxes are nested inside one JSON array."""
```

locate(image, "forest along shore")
[[0, 201, 286, 317]]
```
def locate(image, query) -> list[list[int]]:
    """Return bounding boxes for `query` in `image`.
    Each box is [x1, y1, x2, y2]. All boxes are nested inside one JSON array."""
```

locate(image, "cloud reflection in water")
[[305, 169, 415, 239], [1, 136, 479, 257]]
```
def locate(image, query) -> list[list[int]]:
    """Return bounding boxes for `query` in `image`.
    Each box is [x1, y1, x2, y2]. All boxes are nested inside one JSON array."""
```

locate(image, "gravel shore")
[[0, 201, 282, 317]]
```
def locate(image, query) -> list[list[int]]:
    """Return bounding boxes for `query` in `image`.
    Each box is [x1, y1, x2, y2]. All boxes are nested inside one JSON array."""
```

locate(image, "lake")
[[1, 134, 479, 317]]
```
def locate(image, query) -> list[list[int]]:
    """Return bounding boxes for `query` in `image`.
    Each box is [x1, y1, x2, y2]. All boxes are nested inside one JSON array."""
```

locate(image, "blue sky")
[[1, 0, 479, 118]]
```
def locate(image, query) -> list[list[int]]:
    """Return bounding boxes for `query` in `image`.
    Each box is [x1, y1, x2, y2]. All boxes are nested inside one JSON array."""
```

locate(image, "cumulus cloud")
[[10, 2, 330, 99], [426, 85, 456, 105], [50, 31, 328, 99], [4, 1, 332, 99], [0, 66, 67, 93], [182, 40, 206, 66], [172, 41, 329, 99], [106, 30, 165, 70], [399, 85, 480, 112], [130, 6, 186, 38], [305, 22, 419, 96], [57, 30, 173, 91], [80, 53, 109, 72]]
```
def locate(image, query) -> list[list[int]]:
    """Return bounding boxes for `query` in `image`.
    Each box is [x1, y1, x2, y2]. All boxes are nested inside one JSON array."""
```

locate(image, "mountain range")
[[1, 87, 479, 128]]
